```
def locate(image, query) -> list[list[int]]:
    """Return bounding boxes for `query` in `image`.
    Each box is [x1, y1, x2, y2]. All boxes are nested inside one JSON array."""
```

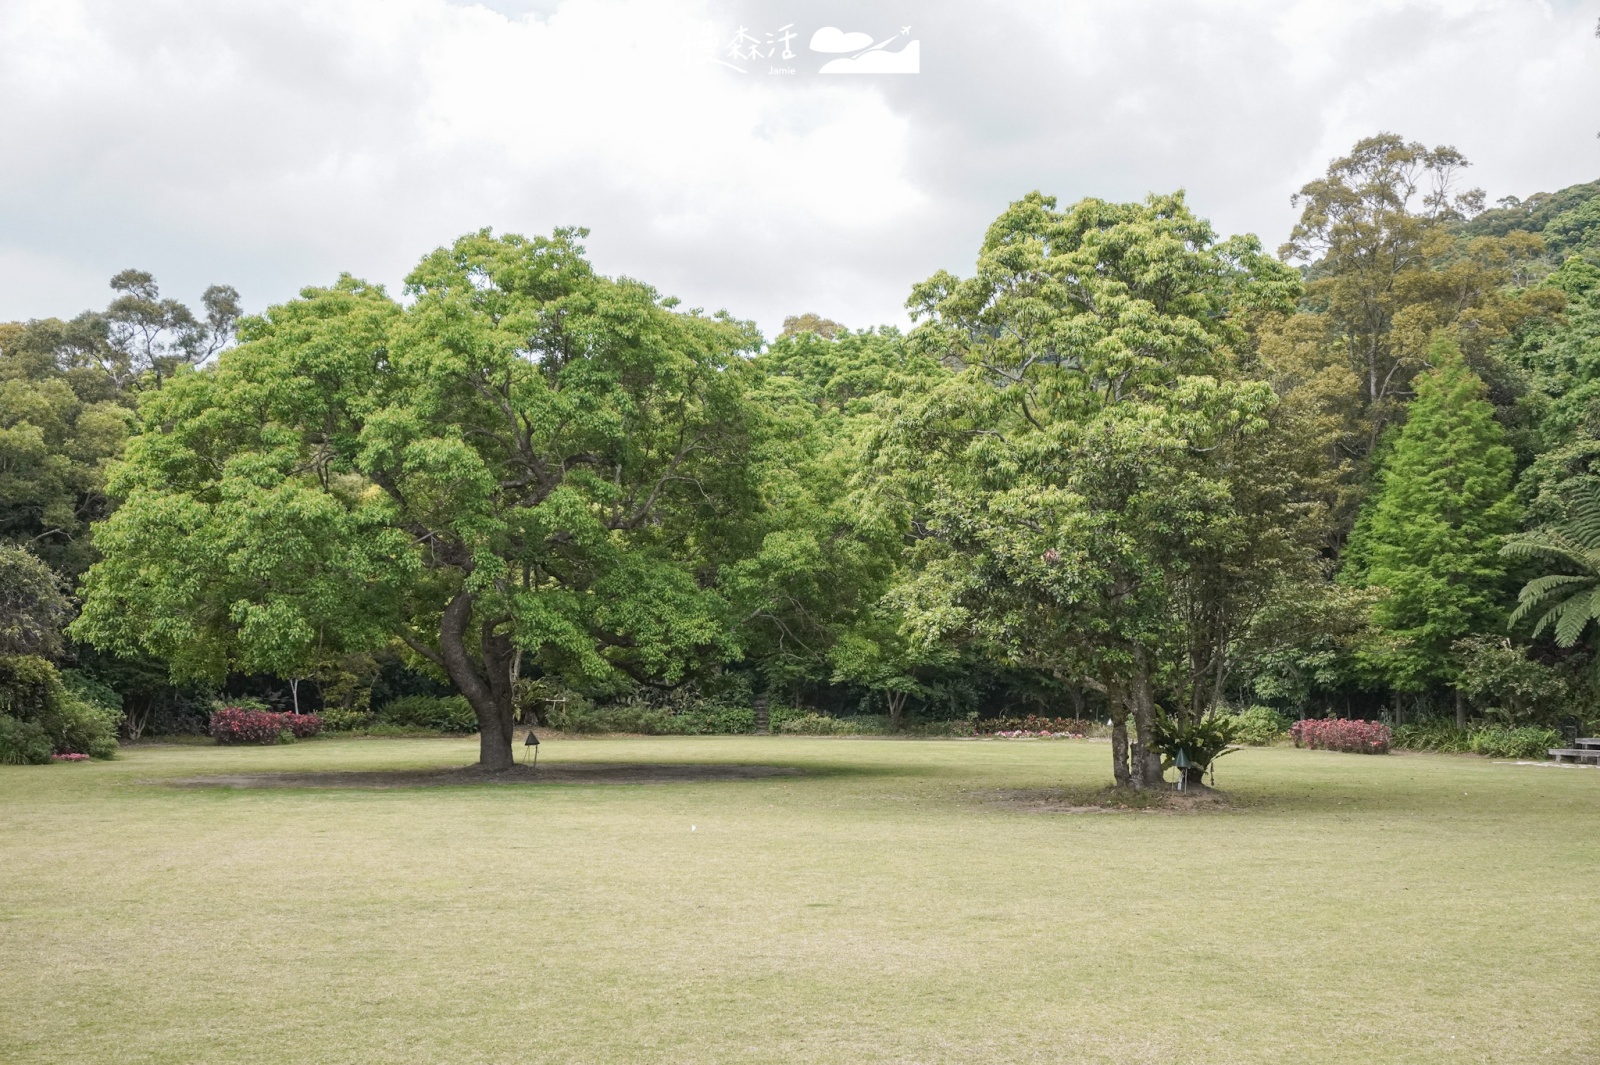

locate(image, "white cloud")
[[0, 0, 1597, 339]]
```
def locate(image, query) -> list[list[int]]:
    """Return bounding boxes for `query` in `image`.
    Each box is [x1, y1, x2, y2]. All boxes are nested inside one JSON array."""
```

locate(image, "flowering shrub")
[[979, 716, 1094, 737], [51, 752, 89, 762], [209, 707, 322, 745], [1290, 717, 1391, 754]]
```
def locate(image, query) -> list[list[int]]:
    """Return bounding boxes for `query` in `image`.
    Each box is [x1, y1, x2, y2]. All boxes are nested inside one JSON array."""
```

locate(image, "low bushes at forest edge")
[[1392, 722, 1562, 760], [0, 656, 120, 765]]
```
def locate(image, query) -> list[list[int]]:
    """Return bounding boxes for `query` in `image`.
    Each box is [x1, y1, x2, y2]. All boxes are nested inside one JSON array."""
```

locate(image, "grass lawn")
[[2, 735, 1598, 1064]]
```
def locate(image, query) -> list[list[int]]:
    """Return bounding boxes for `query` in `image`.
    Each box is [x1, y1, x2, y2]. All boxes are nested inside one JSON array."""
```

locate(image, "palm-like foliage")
[[1503, 481, 1600, 646]]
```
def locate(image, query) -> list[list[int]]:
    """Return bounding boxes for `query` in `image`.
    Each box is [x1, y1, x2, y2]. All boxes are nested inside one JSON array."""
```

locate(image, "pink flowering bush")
[[1290, 717, 1391, 754], [210, 707, 323, 745], [50, 752, 89, 762]]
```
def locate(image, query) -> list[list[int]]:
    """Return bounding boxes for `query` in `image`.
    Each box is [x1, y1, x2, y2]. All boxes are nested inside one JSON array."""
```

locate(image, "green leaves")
[[1347, 342, 1519, 687], [879, 189, 1315, 740], [1503, 480, 1600, 649], [73, 229, 763, 702]]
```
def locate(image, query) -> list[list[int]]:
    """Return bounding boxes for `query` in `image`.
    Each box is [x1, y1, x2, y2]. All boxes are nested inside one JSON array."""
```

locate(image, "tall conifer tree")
[[1345, 340, 1519, 693]]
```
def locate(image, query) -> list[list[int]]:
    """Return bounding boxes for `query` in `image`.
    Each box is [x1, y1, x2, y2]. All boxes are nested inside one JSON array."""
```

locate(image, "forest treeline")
[[6, 133, 1600, 778]]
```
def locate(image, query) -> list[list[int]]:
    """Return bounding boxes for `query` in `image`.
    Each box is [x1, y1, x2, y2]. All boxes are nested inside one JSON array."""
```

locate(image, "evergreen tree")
[[1345, 340, 1519, 691]]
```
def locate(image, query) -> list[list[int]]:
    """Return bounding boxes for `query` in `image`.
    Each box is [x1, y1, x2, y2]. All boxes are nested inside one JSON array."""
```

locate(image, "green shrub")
[[907, 716, 977, 738], [678, 703, 756, 734], [359, 721, 426, 737], [1468, 725, 1560, 760], [319, 708, 374, 732], [776, 712, 862, 736], [1233, 705, 1289, 746], [546, 696, 606, 733], [547, 696, 756, 735], [0, 656, 119, 758], [55, 691, 121, 758], [377, 695, 478, 733], [1392, 721, 1472, 753], [0, 714, 53, 765]]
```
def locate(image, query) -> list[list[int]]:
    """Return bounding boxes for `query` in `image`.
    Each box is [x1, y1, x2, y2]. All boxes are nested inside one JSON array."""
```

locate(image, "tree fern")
[[1503, 480, 1600, 646]]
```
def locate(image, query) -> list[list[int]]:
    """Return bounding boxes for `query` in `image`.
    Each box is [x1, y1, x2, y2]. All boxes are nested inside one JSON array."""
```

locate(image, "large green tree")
[[1279, 134, 1553, 454], [73, 230, 762, 768], [1344, 342, 1520, 696], [872, 191, 1306, 787]]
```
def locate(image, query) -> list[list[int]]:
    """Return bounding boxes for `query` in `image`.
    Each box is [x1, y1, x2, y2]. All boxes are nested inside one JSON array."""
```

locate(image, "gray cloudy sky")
[[3, 0, 1599, 338]]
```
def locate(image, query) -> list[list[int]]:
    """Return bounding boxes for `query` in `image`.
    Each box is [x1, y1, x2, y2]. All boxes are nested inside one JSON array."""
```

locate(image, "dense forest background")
[[7, 134, 1600, 769]]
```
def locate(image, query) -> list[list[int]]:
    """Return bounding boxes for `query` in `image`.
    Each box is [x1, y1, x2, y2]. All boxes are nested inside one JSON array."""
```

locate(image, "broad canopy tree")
[[869, 191, 1309, 787], [73, 230, 762, 768]]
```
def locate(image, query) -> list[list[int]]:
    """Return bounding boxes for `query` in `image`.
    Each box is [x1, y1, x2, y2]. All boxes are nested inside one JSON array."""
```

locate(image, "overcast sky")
[[3, 0, 1599, 339]]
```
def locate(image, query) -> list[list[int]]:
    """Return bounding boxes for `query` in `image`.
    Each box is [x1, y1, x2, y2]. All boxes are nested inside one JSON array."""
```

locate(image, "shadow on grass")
[[166, 762, 812, 790], [975, 784, 1237, 815]]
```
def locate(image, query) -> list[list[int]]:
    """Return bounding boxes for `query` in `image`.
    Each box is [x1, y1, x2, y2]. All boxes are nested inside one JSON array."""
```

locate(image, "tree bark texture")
[[1127, 653, 1164, 789], [436, 590, 517, 771], [1106, 679, 1132, 788]]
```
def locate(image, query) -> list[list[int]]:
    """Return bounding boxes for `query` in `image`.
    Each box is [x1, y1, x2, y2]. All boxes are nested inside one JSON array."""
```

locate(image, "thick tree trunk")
[[1454, 689, 1465, 730], [753, 688, 769, 734], [1127, 653, 1163, 789], [1106, 679, 1132, 788], [436, 590, 517, 771]]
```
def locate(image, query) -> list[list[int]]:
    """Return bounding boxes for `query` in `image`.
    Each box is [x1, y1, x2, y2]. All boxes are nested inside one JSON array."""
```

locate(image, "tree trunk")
[[436, 590, 516, 771], [886, 691, 908, 732], [1106, 679, 1131, 788], [1127, 652, 1163, 789], [753, 688, 769, 735], [1454, 689, 1465, 730]]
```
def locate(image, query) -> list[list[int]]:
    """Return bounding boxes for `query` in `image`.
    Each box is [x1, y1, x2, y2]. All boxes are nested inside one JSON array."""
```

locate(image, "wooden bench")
[[1549, 738, 1600, 764]]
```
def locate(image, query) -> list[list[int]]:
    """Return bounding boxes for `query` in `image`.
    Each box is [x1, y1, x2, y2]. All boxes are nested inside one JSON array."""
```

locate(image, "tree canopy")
[[20, 132, 1600, 772]]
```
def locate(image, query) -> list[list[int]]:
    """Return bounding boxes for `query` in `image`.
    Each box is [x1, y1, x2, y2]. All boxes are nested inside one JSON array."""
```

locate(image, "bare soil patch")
[[169, 763, 804, 789], [981, 785, 1232, 815]]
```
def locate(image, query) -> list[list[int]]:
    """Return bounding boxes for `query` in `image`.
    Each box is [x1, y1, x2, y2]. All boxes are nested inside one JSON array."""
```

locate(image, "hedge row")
[[1290, 718, 1391, 754], [210, 707, 322, 745]]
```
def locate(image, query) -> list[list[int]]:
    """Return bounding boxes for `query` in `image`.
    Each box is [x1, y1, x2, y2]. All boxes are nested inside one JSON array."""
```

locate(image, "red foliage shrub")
[[1290, 717, 1391, 754], [209, 707, 323, 745]]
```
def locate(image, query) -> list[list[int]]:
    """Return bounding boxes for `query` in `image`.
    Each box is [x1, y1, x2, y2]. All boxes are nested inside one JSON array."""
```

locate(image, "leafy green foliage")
[[1503, 479, 1600, 648], [774, 712, 866, 736], [377, 695, 478, 734], [1468, 726, 1560, 760], [72, 229, 765, 767], [1232, 705, 1289, 746], [1152, 708, 1239, 781], [545, 695, 755, 735], [1392, 721, 1472, 753], [0, 714, 53, 764], [1451, 635, 1569, 724], [0, 654, 118, 758], [0, 546, 72, 658], [874, 188, 1306, 786], [1345, 343, 1519, 688]]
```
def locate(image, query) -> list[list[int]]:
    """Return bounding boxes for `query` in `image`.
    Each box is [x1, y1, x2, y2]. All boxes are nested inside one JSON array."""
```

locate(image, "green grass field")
[[2, 735, 1598, 1064]]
